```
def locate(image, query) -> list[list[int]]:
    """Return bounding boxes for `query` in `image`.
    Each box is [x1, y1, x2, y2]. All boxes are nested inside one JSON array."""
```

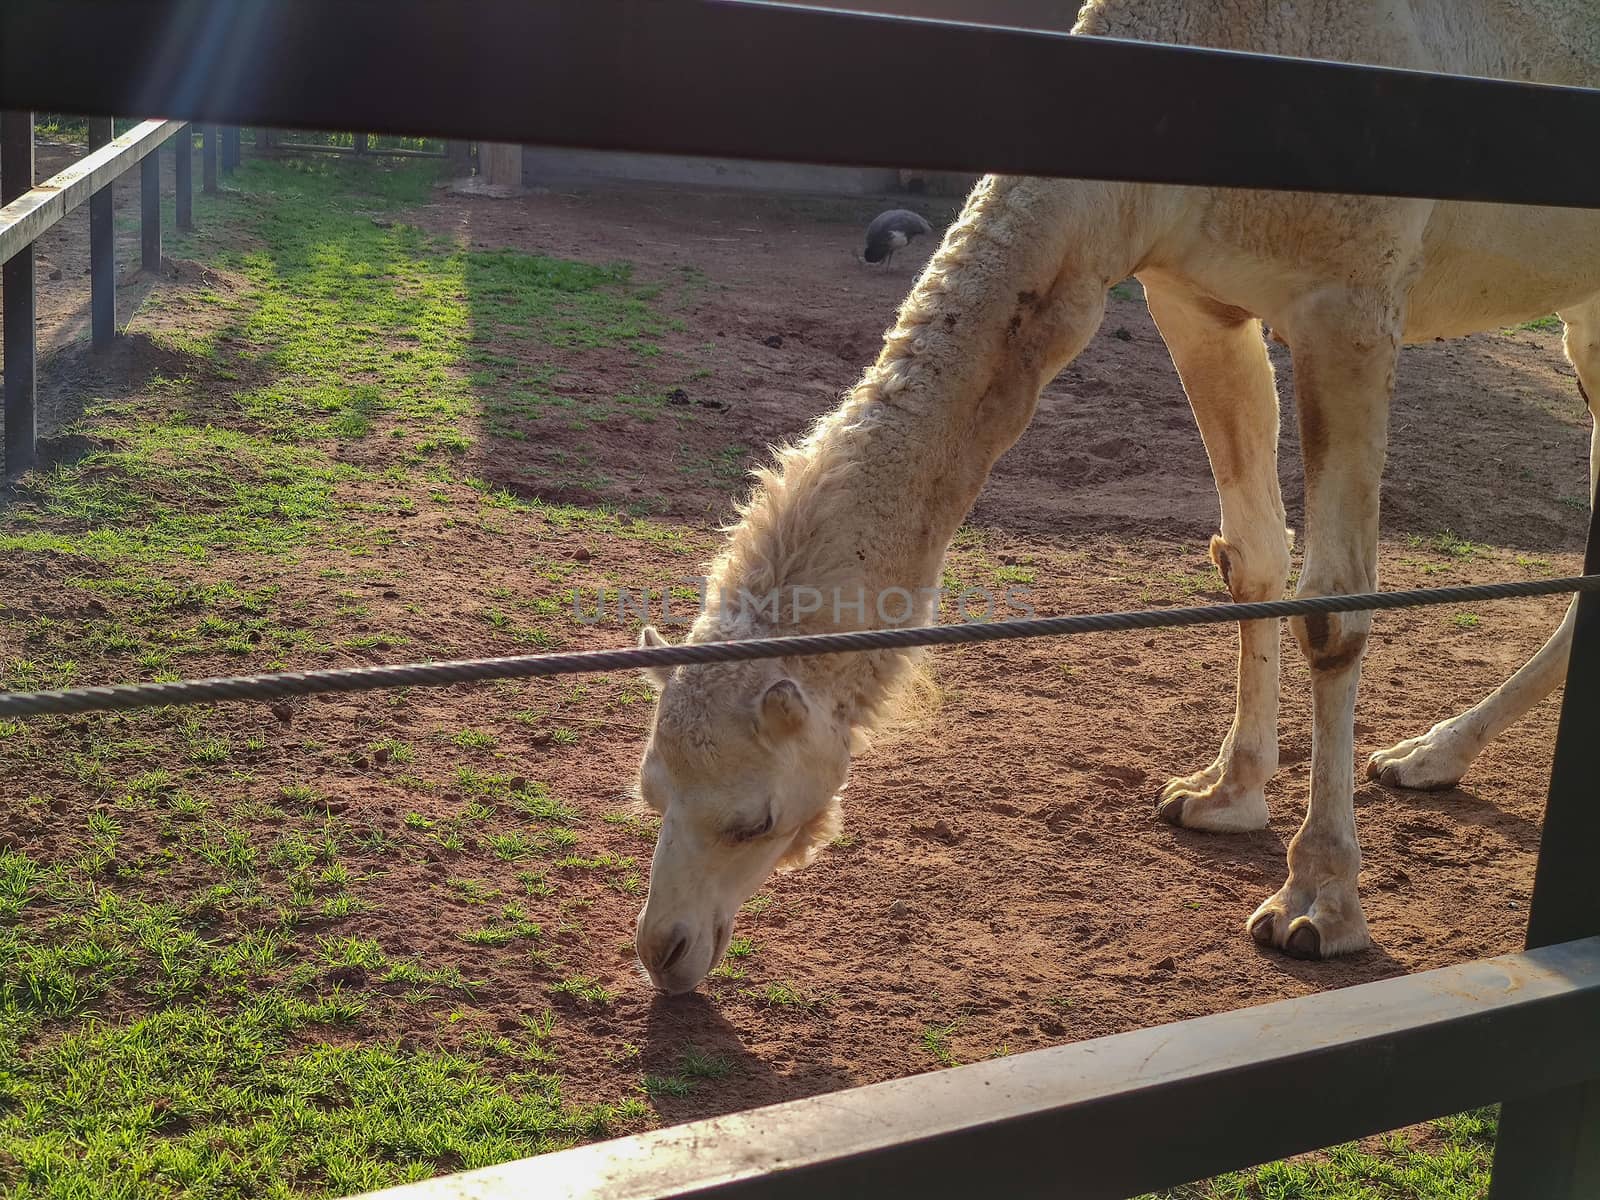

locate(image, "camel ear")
[[637, 625, 673, 691], [758, 678, 809, 736]]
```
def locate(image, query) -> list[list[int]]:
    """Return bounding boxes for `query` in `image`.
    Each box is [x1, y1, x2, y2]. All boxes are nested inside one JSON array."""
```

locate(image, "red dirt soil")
[[2, 171, 1591, 1131], [406, 181, 1593, 1113]]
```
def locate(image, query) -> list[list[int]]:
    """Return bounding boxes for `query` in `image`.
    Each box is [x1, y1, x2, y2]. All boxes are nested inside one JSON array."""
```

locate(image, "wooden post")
[[354, 132, 369, 156], [482, 142, 522, 187], [203, 124, 218, 193], [2, 113, 37, 476], [140, 148, 161, 272], [174, 124, 193, 229], [88, 115, 115, 349]]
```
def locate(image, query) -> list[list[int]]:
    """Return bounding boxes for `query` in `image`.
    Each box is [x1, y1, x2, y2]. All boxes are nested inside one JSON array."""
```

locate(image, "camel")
[[631, 0, 1600, 994]]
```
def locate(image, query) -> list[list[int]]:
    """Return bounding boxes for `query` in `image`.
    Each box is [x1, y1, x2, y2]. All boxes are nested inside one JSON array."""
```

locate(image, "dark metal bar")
[[87, 114, 114, 349], [1489, 504, 1600, 1199], [221, 125, 238, 173], [139, 143, 159, 271], [358, 940, 1600, 1200], [1, 111, 36, 477], [353, 131, 368, 155], [174, 123, 191, 229], [4, 1, 1600, 208], [202, 124, 217, 193]]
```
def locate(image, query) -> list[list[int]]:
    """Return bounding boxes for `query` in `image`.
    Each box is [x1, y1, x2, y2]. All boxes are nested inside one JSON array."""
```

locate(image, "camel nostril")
[[658, 927, 690, 973]]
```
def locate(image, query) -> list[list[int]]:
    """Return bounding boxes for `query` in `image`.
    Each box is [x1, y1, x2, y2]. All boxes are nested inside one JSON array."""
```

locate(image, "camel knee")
[[1291, 609, 1370, 674], [1209, 531, 1290, 603]]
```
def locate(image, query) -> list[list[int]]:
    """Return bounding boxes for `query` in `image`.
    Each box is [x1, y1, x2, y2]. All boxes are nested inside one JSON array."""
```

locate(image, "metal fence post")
[[174, 124, 192, 229], [203, 125, 218, 193], [2, 111, 37, 476], [222, 126, 239, 173], [1488, 500, 1600, 1200], [140, 142, 160, 271], [87, 115, 115, 348], [354, 131, 368, 156]]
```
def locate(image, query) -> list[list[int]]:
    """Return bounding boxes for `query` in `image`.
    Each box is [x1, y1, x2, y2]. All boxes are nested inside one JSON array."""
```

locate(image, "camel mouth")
[[641, 916, 734, 995]]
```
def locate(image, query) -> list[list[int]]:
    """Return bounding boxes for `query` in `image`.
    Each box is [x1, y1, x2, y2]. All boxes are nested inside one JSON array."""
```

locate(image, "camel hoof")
[[1284, 922, 1323, 960], [1155, 794, 1186, 826], [1248, 911, 1276, 947]]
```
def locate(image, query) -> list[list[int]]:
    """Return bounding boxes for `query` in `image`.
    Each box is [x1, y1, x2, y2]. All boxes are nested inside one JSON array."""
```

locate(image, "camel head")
[[631, 624, 853, 994]]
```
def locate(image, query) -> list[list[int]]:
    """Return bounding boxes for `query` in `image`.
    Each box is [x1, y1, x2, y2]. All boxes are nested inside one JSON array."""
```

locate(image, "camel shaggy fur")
[[632, 0, 1600, 994]]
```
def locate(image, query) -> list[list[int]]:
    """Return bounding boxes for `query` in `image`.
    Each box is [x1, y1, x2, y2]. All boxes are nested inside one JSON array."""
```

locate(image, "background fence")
[[2, 1, 1598, 1197], [0, 117, 479, 479]]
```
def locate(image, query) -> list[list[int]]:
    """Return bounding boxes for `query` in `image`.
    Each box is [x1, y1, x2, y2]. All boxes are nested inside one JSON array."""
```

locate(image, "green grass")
[[920, 1021, 960, 1068], [1, 994, 643, 1198], [1503, 314, 1561, 333], [0, 156, 699, 1197], [1146, 1109, 1497, 1199]]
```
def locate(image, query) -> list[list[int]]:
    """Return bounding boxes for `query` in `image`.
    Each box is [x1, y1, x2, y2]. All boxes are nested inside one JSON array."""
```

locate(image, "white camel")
[[631, 0, 1600, 993]]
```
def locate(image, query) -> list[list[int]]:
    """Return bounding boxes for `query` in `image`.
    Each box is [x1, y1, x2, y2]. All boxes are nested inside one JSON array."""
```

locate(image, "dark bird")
[[863, 208, 933, 268]]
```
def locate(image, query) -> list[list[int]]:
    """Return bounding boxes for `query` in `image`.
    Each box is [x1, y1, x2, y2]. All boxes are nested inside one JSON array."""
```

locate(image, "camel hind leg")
[[1367, 297, 1600, 791]]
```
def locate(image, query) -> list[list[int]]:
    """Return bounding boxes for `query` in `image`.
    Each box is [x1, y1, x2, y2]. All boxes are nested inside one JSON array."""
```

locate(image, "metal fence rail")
[[353, 937, 1600, 1200], [2, 2, 1598, 1198], [5, 0, 1600, 208], [0, 575, 1595, 719]]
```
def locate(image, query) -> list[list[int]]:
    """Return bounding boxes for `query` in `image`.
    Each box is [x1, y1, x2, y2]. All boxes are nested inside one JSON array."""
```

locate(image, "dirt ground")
[[402, 182, 1589, 1116], [1, 161, 1591, 1143]]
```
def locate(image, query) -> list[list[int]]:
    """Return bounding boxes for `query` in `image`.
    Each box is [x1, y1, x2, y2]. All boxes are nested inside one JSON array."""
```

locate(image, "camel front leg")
[[1249, 292, 1397, 959], [1368, 297, 1600, 789], [1145, 284, 1289, 831]]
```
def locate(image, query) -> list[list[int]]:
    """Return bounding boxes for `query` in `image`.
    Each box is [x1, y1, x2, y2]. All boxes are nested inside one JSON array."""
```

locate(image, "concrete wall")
[[520, 147, 905, 195]]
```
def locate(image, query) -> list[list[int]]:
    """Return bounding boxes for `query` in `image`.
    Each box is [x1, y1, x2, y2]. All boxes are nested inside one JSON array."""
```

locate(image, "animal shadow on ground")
[[1385, 785, 1544, 844], [640, 990, 853, 1124]]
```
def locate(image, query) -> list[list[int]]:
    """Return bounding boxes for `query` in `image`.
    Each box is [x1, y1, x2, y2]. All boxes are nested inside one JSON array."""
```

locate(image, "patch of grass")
[[484, 830, 540, 861], [1451, 613, 1482, 630], [1503, 314, 1561, 333], [0, 991, 639, 1198], [642, 1073, 693, 1098], [1430, 531, 1486, 560], [921, 1021, 960, 1068], [1146, 1107, 1497, 1199], [677, 1046, 732, 1080], [752, 982, 824, 1011], [0, 423, 361, 564], [549, 975, 614, 1006]]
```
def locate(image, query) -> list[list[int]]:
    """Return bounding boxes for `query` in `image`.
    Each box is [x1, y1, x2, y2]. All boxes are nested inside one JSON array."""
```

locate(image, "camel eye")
[[728, 812, 774, 844]]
